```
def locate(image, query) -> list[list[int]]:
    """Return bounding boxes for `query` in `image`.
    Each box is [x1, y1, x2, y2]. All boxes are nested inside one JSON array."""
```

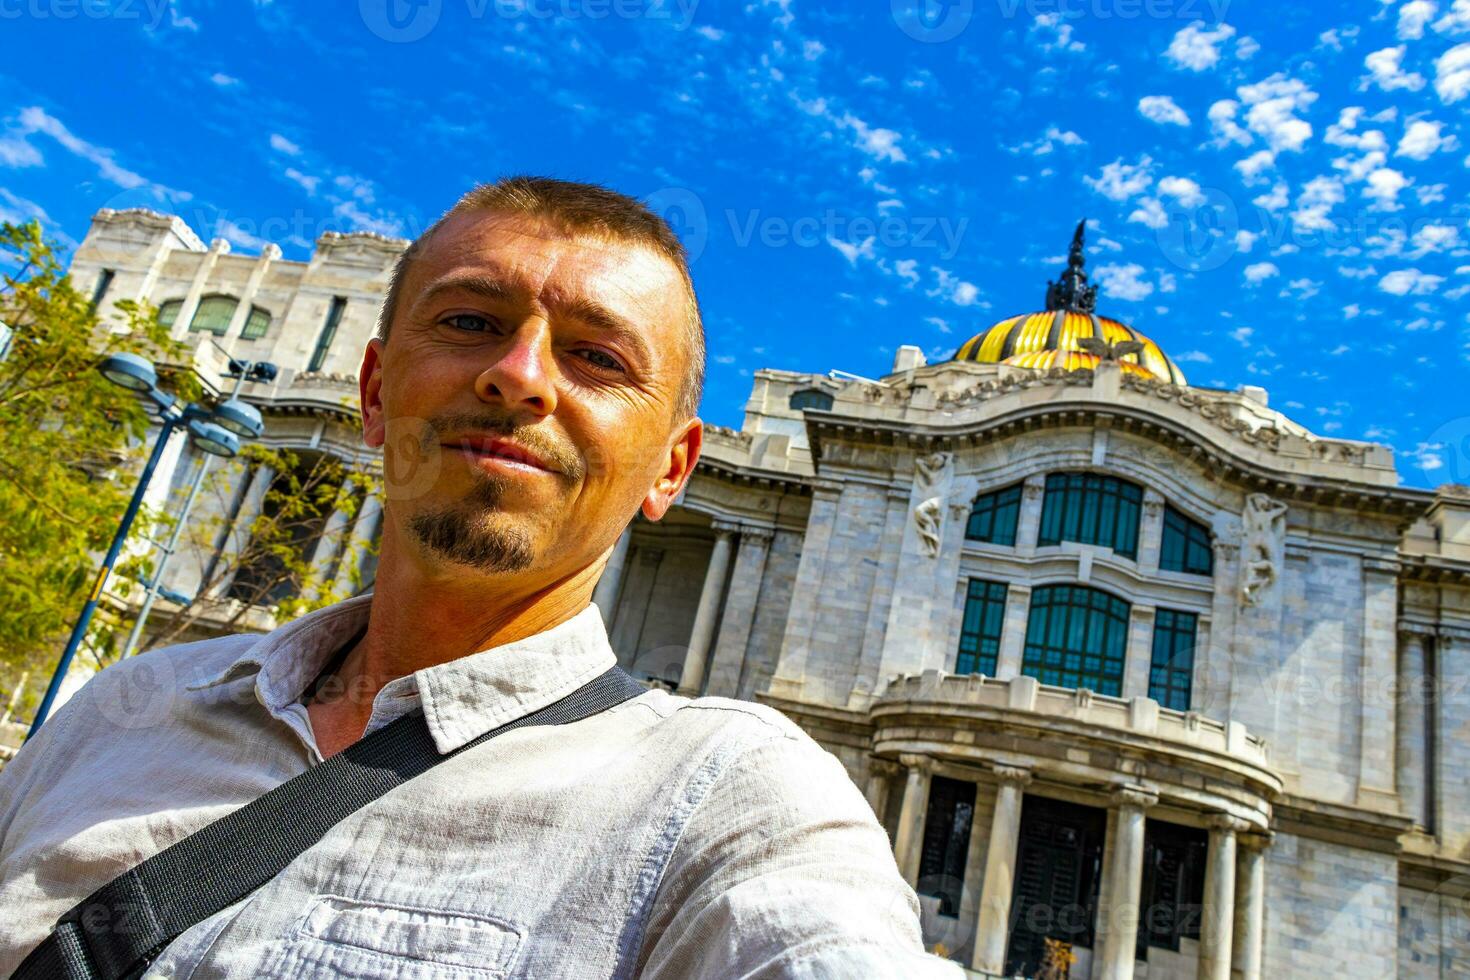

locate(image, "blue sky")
[[1, 0, 1467, 487]]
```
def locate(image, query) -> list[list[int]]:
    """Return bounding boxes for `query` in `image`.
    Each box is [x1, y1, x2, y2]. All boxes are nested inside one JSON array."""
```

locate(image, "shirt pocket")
[[265, 894, 524, 979]]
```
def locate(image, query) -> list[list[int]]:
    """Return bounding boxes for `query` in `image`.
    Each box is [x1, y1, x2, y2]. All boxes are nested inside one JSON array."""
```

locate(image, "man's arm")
[[636, 730, 965, 978]]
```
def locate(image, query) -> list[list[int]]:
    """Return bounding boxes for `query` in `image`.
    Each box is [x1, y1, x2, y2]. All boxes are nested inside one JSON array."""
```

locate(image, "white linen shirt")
[[0, 594, 963, 979]]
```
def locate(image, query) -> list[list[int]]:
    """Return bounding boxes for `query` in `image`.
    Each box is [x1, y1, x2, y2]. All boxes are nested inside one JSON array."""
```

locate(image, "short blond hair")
[[377, 176, 704, 421]]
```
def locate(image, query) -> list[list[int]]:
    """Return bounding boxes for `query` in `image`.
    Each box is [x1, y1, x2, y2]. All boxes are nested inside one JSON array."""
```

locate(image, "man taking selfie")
[[0, 178, 962, 978]]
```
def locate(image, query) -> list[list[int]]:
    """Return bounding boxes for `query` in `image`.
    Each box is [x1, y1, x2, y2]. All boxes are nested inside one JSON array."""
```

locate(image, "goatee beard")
[[407, 475, 537, 573]]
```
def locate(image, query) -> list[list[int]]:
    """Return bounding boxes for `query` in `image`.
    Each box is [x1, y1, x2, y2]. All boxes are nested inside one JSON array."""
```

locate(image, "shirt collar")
[[186, 594, 619, 755]]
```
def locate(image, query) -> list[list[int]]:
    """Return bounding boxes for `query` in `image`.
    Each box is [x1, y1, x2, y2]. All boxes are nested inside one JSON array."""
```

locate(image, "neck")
[[335, 519, 607, 712]]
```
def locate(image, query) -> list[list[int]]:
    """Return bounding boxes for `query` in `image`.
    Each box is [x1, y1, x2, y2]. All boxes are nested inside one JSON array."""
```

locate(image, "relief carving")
[[914, 496, 944, 558], [1240, 493, 1288, 607]]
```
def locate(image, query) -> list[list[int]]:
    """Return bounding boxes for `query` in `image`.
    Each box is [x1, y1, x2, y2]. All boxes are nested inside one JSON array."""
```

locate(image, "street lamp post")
[[26, 353, 252, 740], [119, 358, 276, 660]]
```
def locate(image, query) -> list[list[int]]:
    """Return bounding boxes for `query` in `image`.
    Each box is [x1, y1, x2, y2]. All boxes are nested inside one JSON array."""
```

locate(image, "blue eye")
[[444, 313, 493, 332], [577, 349, 624, 372]]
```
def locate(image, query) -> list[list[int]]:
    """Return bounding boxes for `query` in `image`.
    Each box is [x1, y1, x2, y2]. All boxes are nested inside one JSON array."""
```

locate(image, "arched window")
[[966, 483, 1022, 546], [1038, 472, 1143, 560], [156, 299, 184, 329], [189, 294, 238, 335], [240, 305, 272, 341], [789, 388, 834, 412], [1022, 584, 1131, 696], [1159, 504, 1213, 576]]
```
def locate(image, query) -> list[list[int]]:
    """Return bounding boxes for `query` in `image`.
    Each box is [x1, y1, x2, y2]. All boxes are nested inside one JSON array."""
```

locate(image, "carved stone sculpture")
[[914, 496, 943, 557]]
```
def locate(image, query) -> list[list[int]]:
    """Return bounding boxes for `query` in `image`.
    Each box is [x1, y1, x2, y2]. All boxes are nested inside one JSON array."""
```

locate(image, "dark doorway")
[[1137, 819, 1208, 960], [1004, 795, 1106, 977], [917, 776, 976, 918]]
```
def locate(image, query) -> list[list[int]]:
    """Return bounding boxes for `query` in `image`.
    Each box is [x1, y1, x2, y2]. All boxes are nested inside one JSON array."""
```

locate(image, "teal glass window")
[[1149, 608, 1198, 711], [189, 295, 238, 336], [789, 388, 834, 411], [240, 306, 272, 341], [1160, 505, 1213, 576], [1037, 472, 1142, 560], [156, 299, 183, 328], [308, 297, 348, 372], [1022, 584, 1130, 696], [955, 579, 1008, 675], [966, 484, 1022, 546]]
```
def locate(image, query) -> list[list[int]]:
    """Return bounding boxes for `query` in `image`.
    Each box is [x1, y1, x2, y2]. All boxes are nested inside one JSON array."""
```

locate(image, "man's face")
[[359, 210, 701, 582]]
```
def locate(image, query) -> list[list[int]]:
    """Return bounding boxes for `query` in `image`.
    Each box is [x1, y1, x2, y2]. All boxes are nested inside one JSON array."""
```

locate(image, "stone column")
[[994, 583, 1032, 680], [209, 461, 276, 598], [1396, 629, 1430, 828], [222, 243, 282, 343], [676, 522, 738, 696], [308, 478, 358, 591], [591, 523, 634, 627], [1199, 815, 1244, 980], [1231, 833, 1269, 980], [971, 765, 1033, 976], [865, 758, 901, 835], [332, 491, 382, 595], [1097, 786, 1159, 980], [1016, 475, 1047, 555], [892, 753, 935, 887], [704, 526, 775, 698]]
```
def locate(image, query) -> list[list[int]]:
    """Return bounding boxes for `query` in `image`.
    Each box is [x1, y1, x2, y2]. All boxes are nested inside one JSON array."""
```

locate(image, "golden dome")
[[951, 221, 1187, 386]]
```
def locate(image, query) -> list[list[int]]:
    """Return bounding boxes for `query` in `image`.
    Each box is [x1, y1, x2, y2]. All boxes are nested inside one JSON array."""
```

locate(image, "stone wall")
[[1263, 832, 1399, 978]]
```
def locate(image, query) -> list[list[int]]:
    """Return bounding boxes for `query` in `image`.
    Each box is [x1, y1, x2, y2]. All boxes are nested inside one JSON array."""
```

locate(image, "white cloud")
[[13, 106, 183, 200], [1292, 175, 1345, 230], [1416, 182, 1447, 203], [1231, 325, 1255, 344], [803, 40, 825, 60], [0, 187, 51, 227], [1254, 180, 1289, 211], [1399, 0, 1437, 38], [1434, 43, 1470, 101], [1157, 176, 1205, 206], [1176, 350, 1214, 363], [1165, 21, 1236, 70], [0, 135, 42, 168], [1244, 262, 1280, 284], [1235, 149, 1277, 183], [827, 235, 875, 266], [1236, 36, 1261, 59], [1208, 99, 1253, 146], [1365, 45, 1427, 91], [1363, 167, 1409, 209], [893, 258, 920, 286], [1434, 0, 1470, 33], [1397, 118, 1457, 158], [1378, 268, 1445, 294], [1138, 95, 1191, 126], [1084, 156, 1154, 200], [1237, 73, 1317, 153], [283, 167, 319, 195], [929, 266, 980, 306], [1031, 13, 1085, 53], [269, 133, 301, 155], [1128, 197, 1169, 229], [839, 114, 907, 163], [209, 72, 240, 87], [1236, 229, 1259, 252], [693, 25, 725, 40], [1093, 262, 1155, 301]]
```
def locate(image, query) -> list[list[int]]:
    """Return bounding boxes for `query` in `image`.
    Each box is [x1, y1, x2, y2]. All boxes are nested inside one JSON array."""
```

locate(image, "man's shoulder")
[[629, 689, 811, 746]]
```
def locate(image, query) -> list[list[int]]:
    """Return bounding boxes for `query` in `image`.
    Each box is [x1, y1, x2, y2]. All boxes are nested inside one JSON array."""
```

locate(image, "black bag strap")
[[14, 665, 646, 980]]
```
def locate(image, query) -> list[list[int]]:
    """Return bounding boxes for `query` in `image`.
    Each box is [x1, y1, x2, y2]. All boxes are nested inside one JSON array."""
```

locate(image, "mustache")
[[421, 410, 584, 480]]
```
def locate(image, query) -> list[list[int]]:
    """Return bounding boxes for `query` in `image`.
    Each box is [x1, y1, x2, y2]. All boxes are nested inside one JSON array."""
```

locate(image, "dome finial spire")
[[1044, 219, 1098, 313]]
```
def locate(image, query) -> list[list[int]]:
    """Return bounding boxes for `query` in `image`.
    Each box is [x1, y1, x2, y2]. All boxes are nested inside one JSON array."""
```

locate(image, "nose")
[[474, 319, 559, 416]]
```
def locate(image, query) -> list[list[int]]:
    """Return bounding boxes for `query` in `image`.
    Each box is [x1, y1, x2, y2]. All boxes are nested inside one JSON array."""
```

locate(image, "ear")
[[359, 338, 386, 449], [641, 417, 702, 521]]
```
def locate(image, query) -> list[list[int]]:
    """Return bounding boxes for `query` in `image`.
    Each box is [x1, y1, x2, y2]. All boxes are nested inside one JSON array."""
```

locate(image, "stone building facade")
[[69, 209, 1470, 978]]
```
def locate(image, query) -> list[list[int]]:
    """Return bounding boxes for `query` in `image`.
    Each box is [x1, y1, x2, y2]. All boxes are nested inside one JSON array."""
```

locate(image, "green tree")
[[140, 445, 382, 651], [0, 220, 194, 710]]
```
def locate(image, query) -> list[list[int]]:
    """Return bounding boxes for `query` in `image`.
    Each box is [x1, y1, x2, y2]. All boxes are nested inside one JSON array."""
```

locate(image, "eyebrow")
[[416, 272, 657, 370]]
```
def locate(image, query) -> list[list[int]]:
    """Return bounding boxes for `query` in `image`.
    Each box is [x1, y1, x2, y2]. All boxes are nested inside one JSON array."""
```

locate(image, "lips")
[[445, 436, 557, 474]]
